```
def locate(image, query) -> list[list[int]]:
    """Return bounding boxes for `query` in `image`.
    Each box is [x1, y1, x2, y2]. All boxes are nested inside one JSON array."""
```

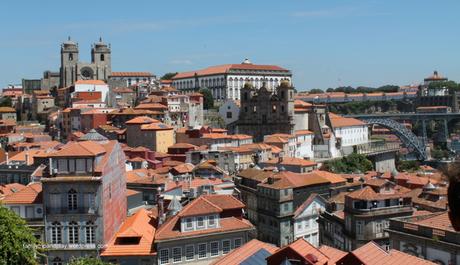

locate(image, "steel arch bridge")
[[362, 118, 427, 160]]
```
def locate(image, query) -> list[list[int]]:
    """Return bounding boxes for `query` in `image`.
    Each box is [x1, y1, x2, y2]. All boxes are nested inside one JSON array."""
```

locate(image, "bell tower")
[[60, 37, 79, 88], [91, 37, 112, 81]]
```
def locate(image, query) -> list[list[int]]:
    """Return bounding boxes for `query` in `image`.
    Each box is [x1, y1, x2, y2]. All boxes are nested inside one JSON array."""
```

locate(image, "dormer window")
[[208, 215, 215, 226], [185, 218, 193, 230], [197, 216, 205, 228]]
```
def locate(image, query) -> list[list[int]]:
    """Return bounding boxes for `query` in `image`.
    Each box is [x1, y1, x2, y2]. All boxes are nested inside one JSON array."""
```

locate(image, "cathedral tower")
[[91, 38, 111, 81], [60, 37, 79, 88]]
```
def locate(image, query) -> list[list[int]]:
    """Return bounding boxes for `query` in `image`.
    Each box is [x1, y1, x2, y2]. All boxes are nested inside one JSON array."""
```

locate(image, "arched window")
[[51, 222, 62, 244], [100, 54, 105, 61], [68, 189, 77, 210], [85, 221, 95, 244], [68, 221, 79, 244], [52, 257, 63, 265]]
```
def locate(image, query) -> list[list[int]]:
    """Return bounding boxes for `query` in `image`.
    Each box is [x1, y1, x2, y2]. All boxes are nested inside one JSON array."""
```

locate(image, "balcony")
[[46, 207, 98, 215], [346, 205, 412, 216]]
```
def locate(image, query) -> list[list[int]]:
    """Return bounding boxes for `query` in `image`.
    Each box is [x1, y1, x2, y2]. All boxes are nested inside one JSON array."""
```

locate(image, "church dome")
[[279, 79, 291, 88], [243, 81, 254, 89], [241, 58, 252, 64]]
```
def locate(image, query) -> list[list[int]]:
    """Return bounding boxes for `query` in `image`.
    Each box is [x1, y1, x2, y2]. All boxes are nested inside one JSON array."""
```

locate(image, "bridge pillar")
[[370, 151, 396, 172], [421, 119, 427, 143], [443, 118, 449, 142]]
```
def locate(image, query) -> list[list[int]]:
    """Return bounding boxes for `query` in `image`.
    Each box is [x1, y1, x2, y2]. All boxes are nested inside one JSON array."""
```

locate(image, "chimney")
[[5, 152, 9, 165]]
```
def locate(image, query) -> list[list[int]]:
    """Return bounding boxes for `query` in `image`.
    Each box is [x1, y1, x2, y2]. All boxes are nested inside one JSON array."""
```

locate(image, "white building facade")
[[172, 59, 292, 100], [293, 194, 327, 247]]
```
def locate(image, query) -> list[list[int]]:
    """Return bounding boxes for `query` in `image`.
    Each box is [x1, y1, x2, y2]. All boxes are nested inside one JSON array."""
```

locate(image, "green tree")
[[322, 153, 373, 173], [309, 88, 324, 94], [428, 80, 459, 92], [0, 206, 42, 265], [68, 257, 113, 265], [160, 72, 178, 80], [0, 97, 12, 107], [199, 88, 214, 110]]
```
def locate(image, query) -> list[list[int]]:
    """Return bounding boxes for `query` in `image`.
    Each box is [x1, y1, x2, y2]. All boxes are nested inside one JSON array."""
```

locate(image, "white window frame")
[[159, 248, 169, 265], [185, 217, 193, 230], [222, 239, 231, 254], [51, 222, 62, 244], [208, 215, 216, 226], [85, 221, 95, 244], [185, 245, 194, 261], [68, 221, 79, 244], [234, 238, 242, 248], [197, 216, 205, 228], [172, 247, 182, 263], [210, 241, 219, 257], [198, 243, 207, 259]]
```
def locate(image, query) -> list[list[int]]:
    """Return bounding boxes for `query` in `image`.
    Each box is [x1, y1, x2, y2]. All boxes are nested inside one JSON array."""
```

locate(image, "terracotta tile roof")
[[8, 149, 45, 165], [264, 157, 317, 167], [110, 72, 153, 77], [110, 108, 156, 116], [412, 212, 455, 232], [334, 210, 345, 220], [171, 163, 194, 174], [349, 241, 436, 265], [173, 64, 289, 79], [211, 239, 279, 265], [155, 215, 253, 241], [202, 194, 245, 211], [229, 134, 253, 140], [101, 208, 156, 257], [178, 196, 223, 217], [1, 182, 42, 204], [126, 189, 140, 196], [125, 116, 160, 124], [238, 168, 272, 182], [317, 245, 347, 264], [312, 170, 347, 184], [264, 135, 288, 144], [0, 183, 26, 196], [258, 171, 330, 190], [0, 107, 16, 113], [329, 113, 366, 128], [202, 133, 231, 139], [295, 130, 314, 136], [75, 80, 106, 85], [270, 238, 330, 264], [140, 122, 173, 131], [47, 141, 106, 157], [134, 103, 168, 110], [169, 143, 197, 149], [329, 191, 350, 204], [365, 178, 393, 188], [346, 186, 378, 200], [126, 169, 166, 185], [240, 143, 273, 151], [162, 160, 183, 167]]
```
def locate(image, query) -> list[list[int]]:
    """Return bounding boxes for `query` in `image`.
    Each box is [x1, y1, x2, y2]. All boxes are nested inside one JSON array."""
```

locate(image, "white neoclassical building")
[[172, 59, 292, 100]]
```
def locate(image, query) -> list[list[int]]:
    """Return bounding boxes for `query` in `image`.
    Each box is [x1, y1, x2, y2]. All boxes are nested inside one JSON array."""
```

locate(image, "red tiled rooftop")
[[101, 208, 156, 257], [173, 63, 289, 79], [75, 80, 107, 85], [1, 182, 42, 204], [110, 71, 153, 77], [211, 239, 279, 265]]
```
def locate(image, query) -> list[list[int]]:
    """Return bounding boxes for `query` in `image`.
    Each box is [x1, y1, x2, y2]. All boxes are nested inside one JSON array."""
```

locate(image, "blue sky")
[[1, 0, 459, 90]]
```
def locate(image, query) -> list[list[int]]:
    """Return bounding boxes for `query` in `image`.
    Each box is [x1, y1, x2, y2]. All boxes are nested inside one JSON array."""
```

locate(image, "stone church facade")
[[59, 38, 112, 88], [230, 80, 295, 142]]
